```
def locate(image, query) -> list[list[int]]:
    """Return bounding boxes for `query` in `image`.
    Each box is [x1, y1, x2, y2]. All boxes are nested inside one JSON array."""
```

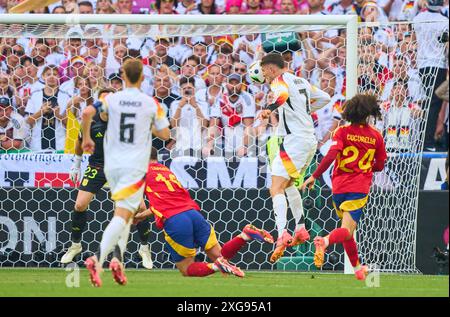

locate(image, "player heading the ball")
[[256, 53, 331, 263], [82, 59, 170, 287], [302, 94, 387, 281]]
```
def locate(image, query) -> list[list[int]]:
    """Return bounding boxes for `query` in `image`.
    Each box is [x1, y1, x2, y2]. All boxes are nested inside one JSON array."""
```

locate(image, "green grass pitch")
[[0, 269, 447, 297]]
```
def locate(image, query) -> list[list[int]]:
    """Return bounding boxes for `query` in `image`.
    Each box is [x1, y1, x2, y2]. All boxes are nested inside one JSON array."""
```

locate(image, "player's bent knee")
[[75, 191, 94, 212]]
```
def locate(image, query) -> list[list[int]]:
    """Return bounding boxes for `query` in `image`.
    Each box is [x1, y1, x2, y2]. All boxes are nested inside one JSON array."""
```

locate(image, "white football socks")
[[117, 221, 132, 260], [99, 216, 126, 266], [273, 194, 288, 238], [285, 185, 306, 231]]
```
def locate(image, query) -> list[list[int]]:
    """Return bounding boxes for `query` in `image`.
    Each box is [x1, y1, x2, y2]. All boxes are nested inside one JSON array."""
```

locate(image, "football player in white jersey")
[[81, 59, 170, 287], [258, 53, 331, 263]]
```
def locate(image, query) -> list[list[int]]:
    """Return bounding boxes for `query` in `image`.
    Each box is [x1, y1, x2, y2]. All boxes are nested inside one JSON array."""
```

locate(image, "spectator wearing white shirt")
[[170, 77, 209, 156], [66, 76, 94, 123], [165, 55, 206, 96], [413, 0, 449, 150], [105, 40, 128, 77], [145, 37, 180, 75], [96, 0, 115, 13], [199, 64, 226, 156], [15, 57, 39, 114], [63, 0, 79, 13], [153, 70, 179, 116], [233, 34, 261, 65], [209, 73, 255, 157], [326, 0, 357, 14], [379, 0, 405, 20], [0, 42, 25, 73], [116, 0, 133, 13], [0, 96, 30, 151], [45, 39, 66, 67], [189, 37, 216, 75], [153, 71, 179, 151], [361, 0, 389, 22], [60, 56, 88, 98], [198, 64, 225, 108], [0, 0, 7, 14], [314, 69, 344, 150], [381, 55, 425, 103], [25, 65, 69, 152], [0, 72, 16, 109], [400, 0, 427, 21], [380, 79, 422, 152], [176, 0, 200, 13]]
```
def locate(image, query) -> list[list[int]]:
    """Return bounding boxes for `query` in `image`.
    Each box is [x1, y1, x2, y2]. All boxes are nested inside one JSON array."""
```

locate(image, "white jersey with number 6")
[[102, 87, 169, 174], [270, 72, 331, 140]]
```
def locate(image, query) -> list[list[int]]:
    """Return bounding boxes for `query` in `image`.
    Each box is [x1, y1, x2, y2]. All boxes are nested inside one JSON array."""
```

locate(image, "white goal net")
[[0, 15, 447, 273]]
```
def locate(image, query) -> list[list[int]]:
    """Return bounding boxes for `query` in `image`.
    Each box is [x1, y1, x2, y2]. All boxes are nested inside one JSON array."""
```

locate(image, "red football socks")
[[343, 237, 360, 267], [328, 228, 351, 245], [186, 262, 215, 277], [221, 236, 246, 260]]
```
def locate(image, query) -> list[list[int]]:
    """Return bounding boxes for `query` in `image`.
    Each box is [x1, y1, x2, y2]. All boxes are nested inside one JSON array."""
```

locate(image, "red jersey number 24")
[[338, 146, 376, 173]]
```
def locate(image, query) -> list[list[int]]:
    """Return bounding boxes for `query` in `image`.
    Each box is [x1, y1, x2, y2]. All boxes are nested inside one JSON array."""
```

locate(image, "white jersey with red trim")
[[269, 72, 331, 139], [101, 87, 169, 173]]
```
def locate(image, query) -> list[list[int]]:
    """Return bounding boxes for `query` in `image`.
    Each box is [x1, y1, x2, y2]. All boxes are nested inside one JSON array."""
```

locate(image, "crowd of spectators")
[[0, 0, 448, 156]]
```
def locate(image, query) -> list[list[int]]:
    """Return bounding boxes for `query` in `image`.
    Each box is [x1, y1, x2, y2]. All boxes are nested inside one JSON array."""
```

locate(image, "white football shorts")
[[271, 135, 317, 180], [104, 168, 146, 213]]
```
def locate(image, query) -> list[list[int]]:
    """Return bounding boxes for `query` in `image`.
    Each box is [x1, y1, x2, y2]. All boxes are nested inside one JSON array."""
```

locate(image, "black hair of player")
[[261, 53, 285, 69], [342, 94, 382, 124]]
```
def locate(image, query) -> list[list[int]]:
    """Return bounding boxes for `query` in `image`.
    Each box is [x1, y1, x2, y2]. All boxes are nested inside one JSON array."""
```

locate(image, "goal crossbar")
[[0, 13, 357, 26], [0, 14, 359, 99]]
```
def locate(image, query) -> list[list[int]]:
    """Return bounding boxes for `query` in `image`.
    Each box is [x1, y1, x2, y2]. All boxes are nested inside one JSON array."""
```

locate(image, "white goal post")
[[2, 14, 443, 274]]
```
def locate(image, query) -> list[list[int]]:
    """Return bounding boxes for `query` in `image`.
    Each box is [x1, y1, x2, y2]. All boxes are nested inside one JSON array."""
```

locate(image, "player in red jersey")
[[133, 148, 274, 278], [302, 94, 387, 281]]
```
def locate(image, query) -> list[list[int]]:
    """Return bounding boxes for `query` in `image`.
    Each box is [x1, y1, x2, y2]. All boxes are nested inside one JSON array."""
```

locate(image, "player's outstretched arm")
[[309, 84, 332, 112], [266, 77, 289, 113], [302, 146, 340, 192]]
